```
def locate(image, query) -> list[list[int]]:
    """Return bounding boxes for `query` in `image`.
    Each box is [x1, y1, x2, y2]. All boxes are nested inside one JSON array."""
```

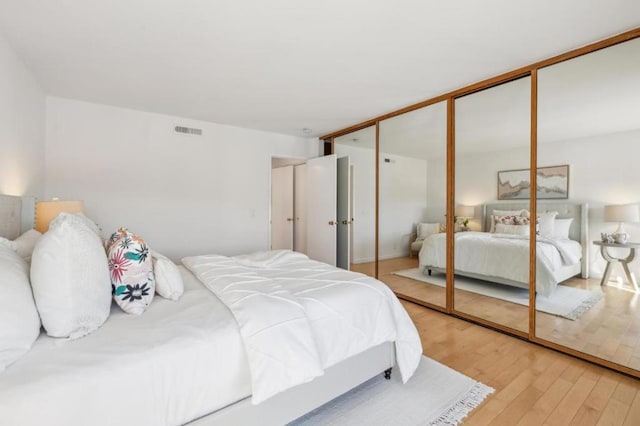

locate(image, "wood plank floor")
[[353, 257, 640, 371], [403, 301, 640, 425]]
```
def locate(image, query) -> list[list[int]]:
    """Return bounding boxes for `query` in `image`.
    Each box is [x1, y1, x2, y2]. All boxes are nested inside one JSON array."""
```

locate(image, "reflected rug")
[[392, 268, 603, 320], [290, 356, 493, 425]]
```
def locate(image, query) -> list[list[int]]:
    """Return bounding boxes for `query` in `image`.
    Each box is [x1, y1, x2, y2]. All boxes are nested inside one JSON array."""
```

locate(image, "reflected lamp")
[[604, 204, 639, 240]]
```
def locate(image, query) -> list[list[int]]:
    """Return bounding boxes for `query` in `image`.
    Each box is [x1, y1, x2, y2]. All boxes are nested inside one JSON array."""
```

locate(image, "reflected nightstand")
[[593, 240, 640, 292]]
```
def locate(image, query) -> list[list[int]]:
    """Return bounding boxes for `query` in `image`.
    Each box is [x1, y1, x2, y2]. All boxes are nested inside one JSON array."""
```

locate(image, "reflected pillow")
[[537, 211, 558, 238], [490, 209, 529, 232], [417, 223, 440, 240], [553, 218, 573, 240], [495, 223, 529, 236]]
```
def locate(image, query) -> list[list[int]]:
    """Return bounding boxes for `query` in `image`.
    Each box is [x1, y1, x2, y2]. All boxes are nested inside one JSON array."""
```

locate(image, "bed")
[[0, 194, 422, 426], [418, 202, 589, 296]]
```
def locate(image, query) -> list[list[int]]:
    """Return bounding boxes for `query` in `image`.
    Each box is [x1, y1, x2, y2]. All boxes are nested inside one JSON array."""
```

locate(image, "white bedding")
[[182, 250, 423, 404], [0, 267, 251, 426], [419, 232, 582, 296]]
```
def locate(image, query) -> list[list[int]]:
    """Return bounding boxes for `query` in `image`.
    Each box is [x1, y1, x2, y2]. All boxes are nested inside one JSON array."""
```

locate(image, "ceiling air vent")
[[175, 126, 202, 135]]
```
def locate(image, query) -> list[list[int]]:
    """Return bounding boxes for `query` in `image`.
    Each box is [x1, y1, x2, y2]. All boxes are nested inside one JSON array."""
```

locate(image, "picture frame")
[[497, 165, 569, 200]]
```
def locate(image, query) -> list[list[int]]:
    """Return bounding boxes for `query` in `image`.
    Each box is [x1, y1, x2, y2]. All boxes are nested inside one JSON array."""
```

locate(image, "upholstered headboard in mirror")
[[0, 194, 36, 239], [482, 201, 589, 278]]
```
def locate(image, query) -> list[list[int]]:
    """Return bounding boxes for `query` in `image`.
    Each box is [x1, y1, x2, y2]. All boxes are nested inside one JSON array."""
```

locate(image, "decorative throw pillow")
[[490, 209, 529, 232], [30, 213, 111, 339], [490, 215, 519, 232], [151, 250, 184, 301], [0, 245, 41, 371], [108, 229, 155, 315]]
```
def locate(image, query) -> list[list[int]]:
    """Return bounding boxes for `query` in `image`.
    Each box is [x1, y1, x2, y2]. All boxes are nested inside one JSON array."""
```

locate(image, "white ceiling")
[[0, 0, 639, 138]]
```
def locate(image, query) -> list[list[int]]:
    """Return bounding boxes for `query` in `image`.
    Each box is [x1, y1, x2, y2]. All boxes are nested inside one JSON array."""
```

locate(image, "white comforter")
[[419, 232, 582, 296], [182, 250, 422, 404], [0, 267, 251, 426]]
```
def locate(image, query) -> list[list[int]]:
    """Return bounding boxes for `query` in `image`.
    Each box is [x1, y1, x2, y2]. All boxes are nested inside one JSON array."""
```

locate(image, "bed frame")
[[426, 202, 589, 289], [0, 194, 397, 425]]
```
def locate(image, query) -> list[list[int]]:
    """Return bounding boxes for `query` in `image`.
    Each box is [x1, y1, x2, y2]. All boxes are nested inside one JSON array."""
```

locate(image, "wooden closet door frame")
[[322, 27, 640, 378]]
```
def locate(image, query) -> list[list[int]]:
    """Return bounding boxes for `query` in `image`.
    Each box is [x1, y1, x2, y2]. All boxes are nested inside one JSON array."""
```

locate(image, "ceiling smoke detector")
[[302, 128, 312, 134]]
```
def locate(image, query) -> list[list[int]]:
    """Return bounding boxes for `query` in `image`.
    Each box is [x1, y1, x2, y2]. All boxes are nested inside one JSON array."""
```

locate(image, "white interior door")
[[294, 164, 307, 254], [306, 155, 337, 266], [337, 156, 351, 270], [271, 165, 294, 250]]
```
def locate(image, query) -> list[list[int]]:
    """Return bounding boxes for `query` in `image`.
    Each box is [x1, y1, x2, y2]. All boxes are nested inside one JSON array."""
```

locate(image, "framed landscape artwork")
[[497, 165, 569, 200]]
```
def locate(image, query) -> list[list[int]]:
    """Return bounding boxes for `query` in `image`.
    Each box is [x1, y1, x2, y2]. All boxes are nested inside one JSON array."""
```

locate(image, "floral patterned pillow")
[[107, 228, 155, 315]]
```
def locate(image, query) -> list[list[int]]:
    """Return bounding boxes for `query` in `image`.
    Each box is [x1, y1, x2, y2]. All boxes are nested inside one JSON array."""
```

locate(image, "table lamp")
[[455, 205, 475, 229], [35, 199, 84, 233], [604, 204, 639, 243]]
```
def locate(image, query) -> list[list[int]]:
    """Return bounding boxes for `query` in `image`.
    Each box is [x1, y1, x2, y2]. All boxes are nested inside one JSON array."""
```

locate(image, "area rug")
[[290, 356, 494, 425], [392, 268, 603, 320]]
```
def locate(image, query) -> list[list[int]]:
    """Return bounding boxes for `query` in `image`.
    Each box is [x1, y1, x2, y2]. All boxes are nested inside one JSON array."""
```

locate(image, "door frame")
[[269, 156, 307, 249]]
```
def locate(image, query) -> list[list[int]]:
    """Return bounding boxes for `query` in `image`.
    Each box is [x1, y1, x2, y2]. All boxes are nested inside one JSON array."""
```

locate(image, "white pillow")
[[553, 218, 573, 240], [537, 211, 558, 238], [495, 223, 529, 236], [151, 250, 184, 301], [417, 223, 440, 240], [30, 213, 111, 339], [13, 229, 42, 262], [0, 245, 41, 371]]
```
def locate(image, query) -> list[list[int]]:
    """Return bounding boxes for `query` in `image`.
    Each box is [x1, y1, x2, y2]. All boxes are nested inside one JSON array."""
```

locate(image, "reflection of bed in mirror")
[[418, 202, 589, 296]]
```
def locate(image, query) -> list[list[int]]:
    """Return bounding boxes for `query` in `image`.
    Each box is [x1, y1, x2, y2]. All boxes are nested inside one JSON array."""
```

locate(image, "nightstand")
[[593, 240, 640, 292]]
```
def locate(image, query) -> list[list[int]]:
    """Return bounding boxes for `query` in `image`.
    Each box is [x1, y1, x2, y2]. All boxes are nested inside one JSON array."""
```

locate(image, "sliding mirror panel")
[[334, 126, 376, 277], [454, 77, 531, 332], [378, 102, 447, 308], [536, 37, 640, 371]]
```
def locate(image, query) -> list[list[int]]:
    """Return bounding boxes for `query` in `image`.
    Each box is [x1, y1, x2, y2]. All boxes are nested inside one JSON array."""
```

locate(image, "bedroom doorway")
[[270, 155, 351, 268]]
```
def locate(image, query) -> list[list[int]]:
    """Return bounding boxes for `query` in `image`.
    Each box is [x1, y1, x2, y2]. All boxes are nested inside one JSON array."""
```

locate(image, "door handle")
[[328, 220, 336, 226], [286, 217, 294, 222], [341, 220, 352, 225]]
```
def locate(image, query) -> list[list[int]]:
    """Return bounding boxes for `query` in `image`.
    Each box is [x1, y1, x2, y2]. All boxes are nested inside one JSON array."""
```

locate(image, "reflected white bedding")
[[419, 232, 582, 296], [0, 267, 251, 426]]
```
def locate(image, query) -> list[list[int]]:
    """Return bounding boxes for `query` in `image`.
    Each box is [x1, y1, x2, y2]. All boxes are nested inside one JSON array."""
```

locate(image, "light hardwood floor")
[[352, 258, 640, 423], [403, 301, 640, 425], [354, 257, 640, 371]]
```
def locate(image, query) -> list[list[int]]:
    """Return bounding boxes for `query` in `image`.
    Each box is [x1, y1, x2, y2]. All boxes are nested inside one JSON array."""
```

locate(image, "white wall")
[[379, 153, 428, 260], [45, 97, 319, 259], [434, 128, 640, 278], [0, 33, 45, 198]]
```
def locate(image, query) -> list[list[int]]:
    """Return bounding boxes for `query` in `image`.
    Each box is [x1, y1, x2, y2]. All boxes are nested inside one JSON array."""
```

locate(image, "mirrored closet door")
[[536, 37, 640, 371], [334, 126, 377, 277], [377, 102, 448, 308], [454, 77, 532, 332]]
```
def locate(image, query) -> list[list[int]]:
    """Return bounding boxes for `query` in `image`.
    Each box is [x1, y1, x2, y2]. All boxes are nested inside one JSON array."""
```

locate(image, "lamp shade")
[[455, 205, 475, 218], [604, 204, 639, 224], [35, 200, 84, 233]]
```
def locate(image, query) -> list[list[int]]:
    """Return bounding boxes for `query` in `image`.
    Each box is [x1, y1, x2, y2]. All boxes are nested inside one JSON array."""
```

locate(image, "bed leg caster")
[[384, 368, 392, 380]]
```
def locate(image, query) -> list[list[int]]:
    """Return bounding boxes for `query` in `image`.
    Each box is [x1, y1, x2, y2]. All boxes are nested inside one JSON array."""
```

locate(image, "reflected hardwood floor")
[[353, 257, 640, 370], [404, 301, 640, 425]]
